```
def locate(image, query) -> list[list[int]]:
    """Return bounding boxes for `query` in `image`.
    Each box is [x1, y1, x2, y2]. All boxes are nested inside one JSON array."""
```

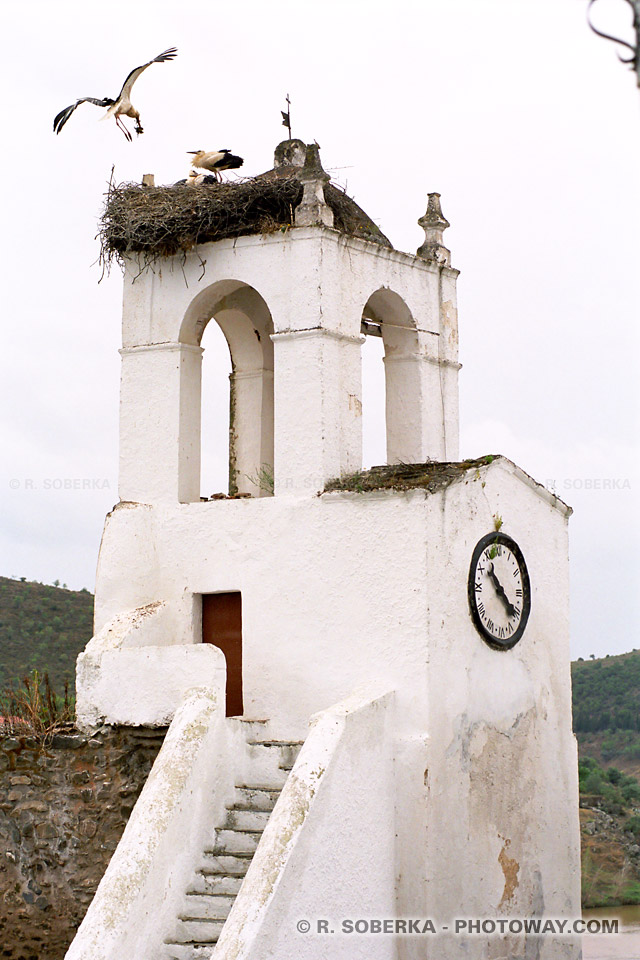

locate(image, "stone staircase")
[[163, 727, 303, 960]]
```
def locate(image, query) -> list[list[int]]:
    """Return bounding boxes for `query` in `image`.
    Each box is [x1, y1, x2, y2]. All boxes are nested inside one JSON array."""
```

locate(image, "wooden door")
[[202, 592, 243, 717]]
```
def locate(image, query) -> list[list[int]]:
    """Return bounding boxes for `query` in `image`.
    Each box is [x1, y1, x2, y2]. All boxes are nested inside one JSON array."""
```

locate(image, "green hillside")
[[573, 651, 640, 733], [0, 576, 93, 692], [572, 651, 640, 906], [572, 651, 640, 777]]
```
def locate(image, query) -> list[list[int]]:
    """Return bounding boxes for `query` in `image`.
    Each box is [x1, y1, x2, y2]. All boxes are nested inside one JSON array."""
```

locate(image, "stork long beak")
[[187, 151, 201, 154]]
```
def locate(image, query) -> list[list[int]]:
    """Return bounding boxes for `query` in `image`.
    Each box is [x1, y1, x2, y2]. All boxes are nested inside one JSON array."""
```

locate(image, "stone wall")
[[0, 726, 165, 960]]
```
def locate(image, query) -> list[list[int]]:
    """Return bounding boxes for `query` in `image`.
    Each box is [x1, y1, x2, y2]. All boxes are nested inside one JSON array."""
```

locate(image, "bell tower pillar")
[[272, 326, 364, 495], [119, 340, 202, 504]]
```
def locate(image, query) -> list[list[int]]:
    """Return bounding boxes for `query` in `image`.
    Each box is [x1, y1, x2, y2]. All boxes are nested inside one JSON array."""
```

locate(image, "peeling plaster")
[[498, 838, 520, 907], [83, 602, 166, 655], [348, 393, 362, 416]]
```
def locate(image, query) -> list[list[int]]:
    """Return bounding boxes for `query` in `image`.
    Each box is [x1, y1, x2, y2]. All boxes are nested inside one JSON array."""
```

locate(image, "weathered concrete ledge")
[[323, 454, 573, 516]]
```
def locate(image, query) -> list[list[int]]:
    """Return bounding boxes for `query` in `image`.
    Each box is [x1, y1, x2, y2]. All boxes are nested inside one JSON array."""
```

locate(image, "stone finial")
[[274, 138, 307, 168], [417, 193, 451, 265], [294, 143, 334, 228], [141, 173, 155, 187]]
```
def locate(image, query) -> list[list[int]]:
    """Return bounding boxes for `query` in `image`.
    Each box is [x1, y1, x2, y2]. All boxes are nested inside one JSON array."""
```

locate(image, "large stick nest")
[[98, 174, 392, 273]]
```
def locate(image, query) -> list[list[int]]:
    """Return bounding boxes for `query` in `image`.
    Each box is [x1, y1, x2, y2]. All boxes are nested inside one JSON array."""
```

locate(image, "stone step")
[[200, 852, 253, 876], [163, 943, 219, 960], [233, 786, 282, 810], [223, 807, 271, 832], [234, 776, 287, 792], [237, 770, 288, 792], [167, 918, 225, 944], [207, 829, 261, 855], [162, 730, 303, 959], [181, 893, 235, 920], [247, 740, 304, 771], [187, 873, 243, 897], [242, 743, 298, 786], [227, 717, 269, 736], [246, 739, 304, 748]]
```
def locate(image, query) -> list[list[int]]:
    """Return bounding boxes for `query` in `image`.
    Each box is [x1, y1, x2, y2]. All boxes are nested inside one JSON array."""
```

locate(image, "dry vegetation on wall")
[[0, 671, 74, 741], [324, 456, 500, 495], [98, 174, 392, 273]]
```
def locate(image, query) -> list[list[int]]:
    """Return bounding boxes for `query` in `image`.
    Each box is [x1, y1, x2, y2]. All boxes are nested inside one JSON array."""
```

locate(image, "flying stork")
[[53, 47, 178, 141], [187, 149, 244, 181]]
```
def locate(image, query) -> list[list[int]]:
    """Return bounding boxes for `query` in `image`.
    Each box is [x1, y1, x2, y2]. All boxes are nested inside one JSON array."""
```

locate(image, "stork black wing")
[[53, 97, 113, 134], [152, 46, 178, 62], [116, 46, 178, 101], [217, 153, 244, 171]]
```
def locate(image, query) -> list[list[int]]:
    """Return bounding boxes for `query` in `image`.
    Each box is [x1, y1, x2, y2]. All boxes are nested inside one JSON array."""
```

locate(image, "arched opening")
[[362, 288, 419, 466], [200, 320, 232, 497], [361, 330, 386, 468], [181, 281, 275, 499]]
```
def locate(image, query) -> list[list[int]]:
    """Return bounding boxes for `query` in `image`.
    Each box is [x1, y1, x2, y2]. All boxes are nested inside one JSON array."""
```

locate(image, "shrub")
[[626, 816, 640, 838]]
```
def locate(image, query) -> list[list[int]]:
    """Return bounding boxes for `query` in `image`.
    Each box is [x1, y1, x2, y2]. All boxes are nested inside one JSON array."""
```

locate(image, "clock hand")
[[487, 563, 517, 617]]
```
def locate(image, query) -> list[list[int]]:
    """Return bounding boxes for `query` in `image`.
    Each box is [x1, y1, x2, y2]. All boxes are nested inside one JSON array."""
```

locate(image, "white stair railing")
[[213, 681, 396, 960], [65, 669, 236, 960]]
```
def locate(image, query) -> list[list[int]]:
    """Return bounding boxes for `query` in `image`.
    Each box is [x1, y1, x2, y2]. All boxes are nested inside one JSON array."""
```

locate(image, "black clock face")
[[468, 532, 531, 650]]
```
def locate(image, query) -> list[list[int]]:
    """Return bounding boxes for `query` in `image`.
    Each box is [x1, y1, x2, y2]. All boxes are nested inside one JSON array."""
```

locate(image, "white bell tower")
[[72, 141, 582, 960], [117, 142, 459, 505]]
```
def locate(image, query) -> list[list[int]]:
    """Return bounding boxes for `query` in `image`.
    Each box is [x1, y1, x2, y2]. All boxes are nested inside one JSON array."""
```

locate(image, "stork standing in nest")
[[54, 47, 177, 141], [188, 149, 244, 181]]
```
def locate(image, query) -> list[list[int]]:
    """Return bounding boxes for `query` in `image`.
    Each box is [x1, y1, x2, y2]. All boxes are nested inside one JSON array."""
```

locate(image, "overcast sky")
[[0, 0, 638, 660]]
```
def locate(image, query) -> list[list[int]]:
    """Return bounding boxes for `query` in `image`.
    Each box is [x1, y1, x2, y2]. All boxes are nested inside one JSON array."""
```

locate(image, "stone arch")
[[362, 287, 418, 356], [361, 287, 421, 465], [181, 280, 274, 497]]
